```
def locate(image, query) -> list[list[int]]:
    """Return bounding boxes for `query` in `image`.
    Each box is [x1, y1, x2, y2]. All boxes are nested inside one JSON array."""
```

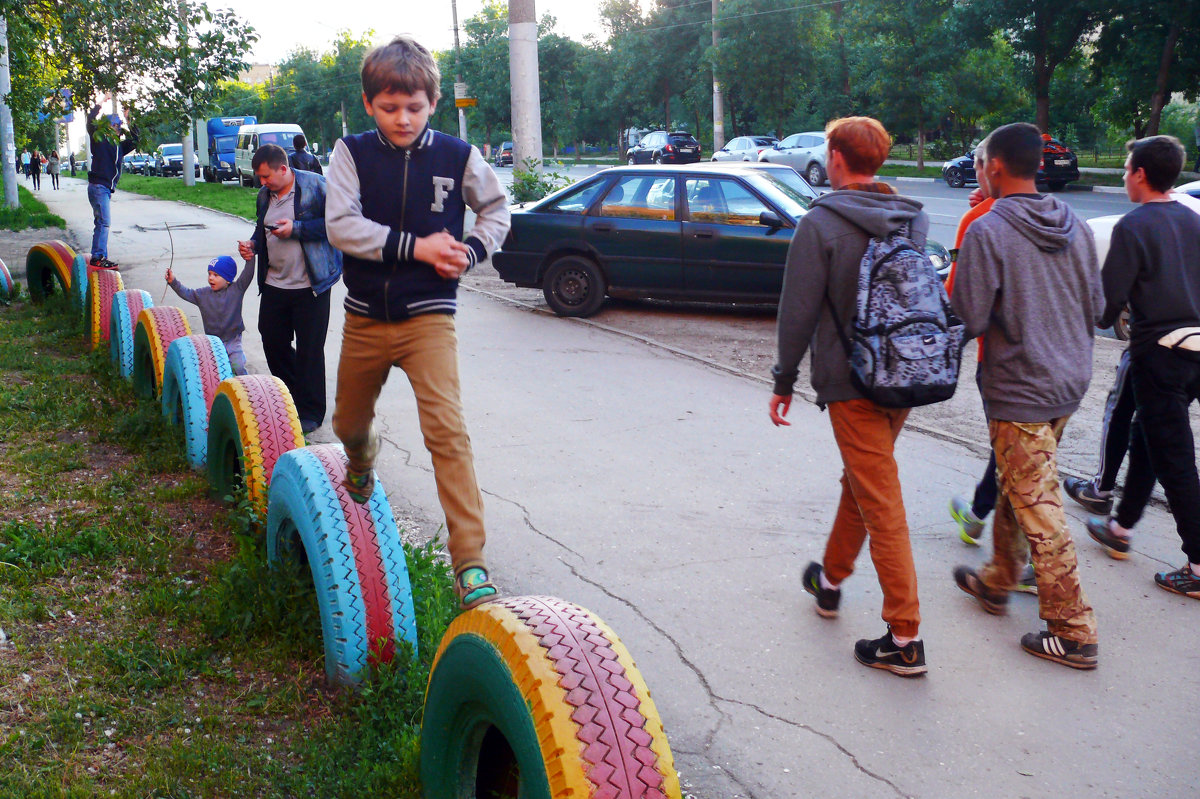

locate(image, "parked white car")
[[711, 136, 778, 162], [234, 123, 305, 187], [758, 131, 828, 186]]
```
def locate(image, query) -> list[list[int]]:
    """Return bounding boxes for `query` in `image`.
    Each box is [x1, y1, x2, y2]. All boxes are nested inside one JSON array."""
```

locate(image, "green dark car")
[[493, 162, 949, 317]]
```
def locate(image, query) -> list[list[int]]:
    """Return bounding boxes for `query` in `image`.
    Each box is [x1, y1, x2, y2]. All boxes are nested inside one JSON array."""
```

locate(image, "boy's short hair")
[[985, 123, 1042, 179], [361, 35, 441, 103], [974, 135, 991, 168], [1126, 135, 1185, 193], [293, 133, 307, 150], [252, 143, 288, 171], [825, 117, 891, 176]]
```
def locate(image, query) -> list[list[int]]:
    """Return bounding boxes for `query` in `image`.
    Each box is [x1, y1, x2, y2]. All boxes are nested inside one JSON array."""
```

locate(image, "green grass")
[[0, 180, 66, 231], [115, 174, 257, 221], [0, 292, 457, 796], [876, 164, 944, 179]]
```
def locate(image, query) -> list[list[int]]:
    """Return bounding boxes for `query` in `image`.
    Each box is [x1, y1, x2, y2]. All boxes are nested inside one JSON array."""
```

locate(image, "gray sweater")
[[169, 260, 256, 342], [951, 194, 1102, 422], [773, 188, 928, 404]]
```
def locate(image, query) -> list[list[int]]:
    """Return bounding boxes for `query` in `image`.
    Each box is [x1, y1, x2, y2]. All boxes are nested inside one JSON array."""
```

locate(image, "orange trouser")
[[332, 312, 486, 572], [823, 398, 920, 638]]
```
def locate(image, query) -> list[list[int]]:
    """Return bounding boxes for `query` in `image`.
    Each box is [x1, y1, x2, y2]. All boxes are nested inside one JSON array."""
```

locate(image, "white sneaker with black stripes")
[[1020, 630, 1098, 670]]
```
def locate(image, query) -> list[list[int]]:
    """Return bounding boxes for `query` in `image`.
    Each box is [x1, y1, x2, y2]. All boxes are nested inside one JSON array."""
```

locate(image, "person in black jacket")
[[288, 134, 322, 175], [86, 101, 139, 269]]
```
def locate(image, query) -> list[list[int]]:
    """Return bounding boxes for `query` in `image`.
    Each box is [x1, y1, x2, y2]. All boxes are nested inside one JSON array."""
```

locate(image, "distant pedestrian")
[[1095, 135, 1200, 599], [29, 150, 42, 190], [86, 100, 140, 270], [951, 122, 1101, 670], [69, 152, 76, 176], [20, 148, 30, 180], [770, 116, 930, 677], [47, 151, 60, 190], [288, 134, 323, 175], [165, 255, 255, 375]]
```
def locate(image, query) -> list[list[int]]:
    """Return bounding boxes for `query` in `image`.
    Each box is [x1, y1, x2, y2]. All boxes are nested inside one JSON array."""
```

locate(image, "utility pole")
[[340, 100, 349, 139], [711, 0, 725, 151], [508, 0, 543, 172], [451, 0, 468, 142], [179, 0, 196, 187], [0, 15, 19, 208]]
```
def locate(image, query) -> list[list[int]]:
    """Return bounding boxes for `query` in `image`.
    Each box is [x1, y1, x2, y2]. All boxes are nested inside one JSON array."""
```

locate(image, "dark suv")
[[626, 131, 701, 165], [494, 141, 514, 167], [942, 135, 1080, 191]]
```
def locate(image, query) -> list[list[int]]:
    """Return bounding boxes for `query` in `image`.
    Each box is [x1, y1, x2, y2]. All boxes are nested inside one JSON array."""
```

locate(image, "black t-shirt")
[[1101, 200, 1200, 354]]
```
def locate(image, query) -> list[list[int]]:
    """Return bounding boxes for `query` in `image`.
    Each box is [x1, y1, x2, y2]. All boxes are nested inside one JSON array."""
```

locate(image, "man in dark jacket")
[[770, 116, 929, 678], [236, 144, 341, 433], [86, 102, 139, 269], [288, 134, 323, 175]]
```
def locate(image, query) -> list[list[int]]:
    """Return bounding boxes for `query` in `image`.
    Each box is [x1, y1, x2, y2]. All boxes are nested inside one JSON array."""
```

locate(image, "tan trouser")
[[823, 399, 920, 638], [980, 418, 1097, 645], [332, 312, 486, 572]]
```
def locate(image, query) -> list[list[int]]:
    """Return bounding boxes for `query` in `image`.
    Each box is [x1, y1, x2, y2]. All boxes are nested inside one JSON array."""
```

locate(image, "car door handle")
[[593, 222, 614, 232], [693, 229, 715, 239]]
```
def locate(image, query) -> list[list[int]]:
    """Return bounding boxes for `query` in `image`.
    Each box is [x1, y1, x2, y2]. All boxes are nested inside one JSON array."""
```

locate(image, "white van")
[[234, 123, 305, 187]]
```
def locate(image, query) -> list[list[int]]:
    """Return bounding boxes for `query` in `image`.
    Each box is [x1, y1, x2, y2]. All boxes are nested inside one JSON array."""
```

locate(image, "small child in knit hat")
[[165, 255, 254, 374]]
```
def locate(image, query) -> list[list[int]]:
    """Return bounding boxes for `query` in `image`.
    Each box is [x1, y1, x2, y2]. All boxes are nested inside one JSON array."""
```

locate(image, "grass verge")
[[0, 290, 456, 796], [0, 181, 67, 231], [114, 175, 256, 221]]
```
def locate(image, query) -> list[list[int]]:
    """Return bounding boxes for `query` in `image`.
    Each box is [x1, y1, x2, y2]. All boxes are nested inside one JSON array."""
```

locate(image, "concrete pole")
[[508, 0, 542, 172], [179, 0, 195, 186], [451, 0, 468, 142], [711, 0, 725, 151], [341, 100, 349, 139], [0, 15, 19, 207]]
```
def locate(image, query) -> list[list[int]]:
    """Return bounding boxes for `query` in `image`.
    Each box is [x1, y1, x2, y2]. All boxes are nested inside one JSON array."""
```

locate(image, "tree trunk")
[[1034, 51, 1052, 133], [1146, 22, 1181, 137], [917, 126, 925, 170]]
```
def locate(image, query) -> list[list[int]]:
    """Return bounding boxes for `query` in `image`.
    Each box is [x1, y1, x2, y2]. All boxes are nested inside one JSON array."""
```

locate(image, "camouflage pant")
[[980, 418, 1098, 645]]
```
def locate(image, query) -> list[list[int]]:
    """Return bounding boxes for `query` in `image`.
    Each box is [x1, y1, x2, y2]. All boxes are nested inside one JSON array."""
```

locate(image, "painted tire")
[[85, 270, 124, 351], [0, 257, 14, 300], [206, 374, 304, 506], [69, 255, 90, 314], [266, 444, 417, 684], [421, 596, 683, 799], [26, 240, 75, 303], [108, 290, 154, 377], [161, 335, 234, 469], [133, 306, 192, 399]]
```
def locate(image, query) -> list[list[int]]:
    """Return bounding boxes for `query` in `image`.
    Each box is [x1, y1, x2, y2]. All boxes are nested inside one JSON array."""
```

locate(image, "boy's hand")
[[237, 239, 255, 260], [165, 267, 174, 283], [968, 187, 987, 208], [270, 219, 292, 238], [768, 393, 792, 427], [414, 232, 470, 279]]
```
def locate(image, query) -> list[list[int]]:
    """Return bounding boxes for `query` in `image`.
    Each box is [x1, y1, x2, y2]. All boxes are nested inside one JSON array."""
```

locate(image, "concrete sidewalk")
[[23, 176, 1200, 799]]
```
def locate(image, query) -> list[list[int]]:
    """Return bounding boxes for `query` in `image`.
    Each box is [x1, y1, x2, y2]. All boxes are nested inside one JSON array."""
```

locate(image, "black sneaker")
[[1063, 476, 1113, 515], [802, 561, 840, 618], [854, 629, 927, 677], [1086, 516, 1131, 560], [1020, 631, 1098, 670], [1015, 562, 1038, 595], [1155, 564, 1200, 599], [953, 566, 1008, 615]]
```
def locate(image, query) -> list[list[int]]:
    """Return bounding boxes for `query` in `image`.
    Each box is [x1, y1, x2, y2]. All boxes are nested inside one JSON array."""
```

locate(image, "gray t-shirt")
[[264, 186, 310, 289]]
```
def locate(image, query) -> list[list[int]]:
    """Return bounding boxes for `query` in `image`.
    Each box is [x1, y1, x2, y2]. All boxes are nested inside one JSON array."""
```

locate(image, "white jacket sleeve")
[[460, 146, 511, 270]]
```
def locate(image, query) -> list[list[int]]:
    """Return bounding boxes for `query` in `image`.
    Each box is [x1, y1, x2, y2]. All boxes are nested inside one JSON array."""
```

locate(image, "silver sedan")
[[712, 136, 778, 162], [758, 131, 828, 186]]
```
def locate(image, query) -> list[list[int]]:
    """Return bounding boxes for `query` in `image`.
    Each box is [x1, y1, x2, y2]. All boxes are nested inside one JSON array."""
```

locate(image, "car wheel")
[[806, 162, 825, 186], [542, 255, 607, 318], [945, 168, 965, 189], [1047, 181, 1066, 192], [627, 155, 636, 165], [1113, 307, 1131, 341], [653, 154, 663, 164]]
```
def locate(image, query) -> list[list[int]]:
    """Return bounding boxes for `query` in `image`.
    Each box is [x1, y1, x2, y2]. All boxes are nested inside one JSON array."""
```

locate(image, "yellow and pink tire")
[[25, 240, 75, 303], [206, 375, 304, 507], [85, 269, 124, 351], [421, 595, 682, 799], [133, 306, 192, 399]]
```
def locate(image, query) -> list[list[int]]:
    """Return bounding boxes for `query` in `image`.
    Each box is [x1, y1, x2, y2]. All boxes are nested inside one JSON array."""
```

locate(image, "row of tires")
[[22, 240, 683, 798]]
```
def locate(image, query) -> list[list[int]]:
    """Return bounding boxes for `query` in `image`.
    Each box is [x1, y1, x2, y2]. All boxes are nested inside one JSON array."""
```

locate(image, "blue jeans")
[[87, 183, 112, 259]]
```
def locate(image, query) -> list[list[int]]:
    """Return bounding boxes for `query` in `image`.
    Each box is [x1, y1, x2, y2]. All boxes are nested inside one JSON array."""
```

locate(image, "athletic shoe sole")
[[1020, 639, 1098, 670], [853, 650, 927, 677], [1086, 519, 1131, 560], [1154, 575, 1200, 599]]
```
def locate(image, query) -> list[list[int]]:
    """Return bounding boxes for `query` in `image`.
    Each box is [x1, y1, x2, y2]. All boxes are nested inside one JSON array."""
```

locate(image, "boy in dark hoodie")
[[950, 122, 1102, 670], [86, 101, 139, 270], [771, 116, 929, 677]]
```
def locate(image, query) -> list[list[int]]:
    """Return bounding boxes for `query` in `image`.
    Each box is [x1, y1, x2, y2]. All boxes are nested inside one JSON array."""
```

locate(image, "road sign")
[[454, 82, 470, 100], [455, 98, 478, 108]]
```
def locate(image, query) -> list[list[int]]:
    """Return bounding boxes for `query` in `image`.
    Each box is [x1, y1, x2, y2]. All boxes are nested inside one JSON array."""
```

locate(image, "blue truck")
[[193, 115, 255, 182]]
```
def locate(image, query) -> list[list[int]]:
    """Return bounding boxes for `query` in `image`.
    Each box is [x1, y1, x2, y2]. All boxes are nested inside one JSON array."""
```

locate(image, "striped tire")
[[266, 444, 417, 684], [133, 306, 192, 399], [69, 255, 89, 314], [206, 374, 304, 507], [85, 269, 124, 351], [26, 240, 75, 303], [421, 596, 683, 799], [161, 335, 234, 470], [108, 290, 154, 377], [0, 257, 14, 300]]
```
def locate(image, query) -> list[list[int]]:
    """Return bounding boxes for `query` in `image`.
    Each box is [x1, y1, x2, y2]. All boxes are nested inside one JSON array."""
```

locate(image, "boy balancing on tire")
[[165, 255, 254, 375], [324, 35, 510, 611]]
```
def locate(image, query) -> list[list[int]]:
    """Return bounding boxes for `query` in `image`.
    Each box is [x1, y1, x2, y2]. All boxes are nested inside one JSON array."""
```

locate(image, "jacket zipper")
[[383, 148, 411, 323]]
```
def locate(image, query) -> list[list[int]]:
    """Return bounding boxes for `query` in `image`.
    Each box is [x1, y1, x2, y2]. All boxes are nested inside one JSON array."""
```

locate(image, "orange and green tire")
[[85, 270, 125, 351], [133, 306, 192, 399], [421, 595, 682, 799], [26, 240, 75, 303], [206, 375, 304, 507]]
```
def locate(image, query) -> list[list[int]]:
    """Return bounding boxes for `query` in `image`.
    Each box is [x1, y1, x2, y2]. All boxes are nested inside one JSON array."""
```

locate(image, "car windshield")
[[258, 132, 295, 149], [752, 137, 777, 146], [669, 135, 697, 143], [162, 145, 182, 156], [745, 171, 816, 216], [214, 135, 236, 149], [543, 178, 607, 215]]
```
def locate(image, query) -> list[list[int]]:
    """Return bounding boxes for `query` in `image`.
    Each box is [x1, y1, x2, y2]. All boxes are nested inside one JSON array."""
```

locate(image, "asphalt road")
[[16, 175, 1199, 799]]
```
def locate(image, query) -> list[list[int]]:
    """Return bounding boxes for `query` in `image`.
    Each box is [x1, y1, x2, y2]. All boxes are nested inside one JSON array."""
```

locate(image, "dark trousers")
[[1094, 348, 1135, 491], [1129, 346, 1200, 563], [970, 364, 999, 519], [258, 284, 331, 425], [31, 170, 40, 189]]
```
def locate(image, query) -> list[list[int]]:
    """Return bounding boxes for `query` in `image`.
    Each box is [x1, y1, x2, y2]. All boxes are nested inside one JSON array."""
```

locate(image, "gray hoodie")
[[773, 188, 928, 404], [951, 194, 1102, 422]]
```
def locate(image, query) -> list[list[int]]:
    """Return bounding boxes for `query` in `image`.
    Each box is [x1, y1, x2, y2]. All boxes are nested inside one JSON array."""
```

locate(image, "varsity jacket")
[[325, 125, 511, 321]]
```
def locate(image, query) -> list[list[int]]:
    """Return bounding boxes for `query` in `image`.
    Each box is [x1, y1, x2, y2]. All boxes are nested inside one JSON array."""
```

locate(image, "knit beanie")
[[208, 255, 236, 284]]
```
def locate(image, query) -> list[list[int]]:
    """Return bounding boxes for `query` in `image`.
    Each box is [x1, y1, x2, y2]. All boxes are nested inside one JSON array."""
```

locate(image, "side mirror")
[[759, 211, 784, 228]]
